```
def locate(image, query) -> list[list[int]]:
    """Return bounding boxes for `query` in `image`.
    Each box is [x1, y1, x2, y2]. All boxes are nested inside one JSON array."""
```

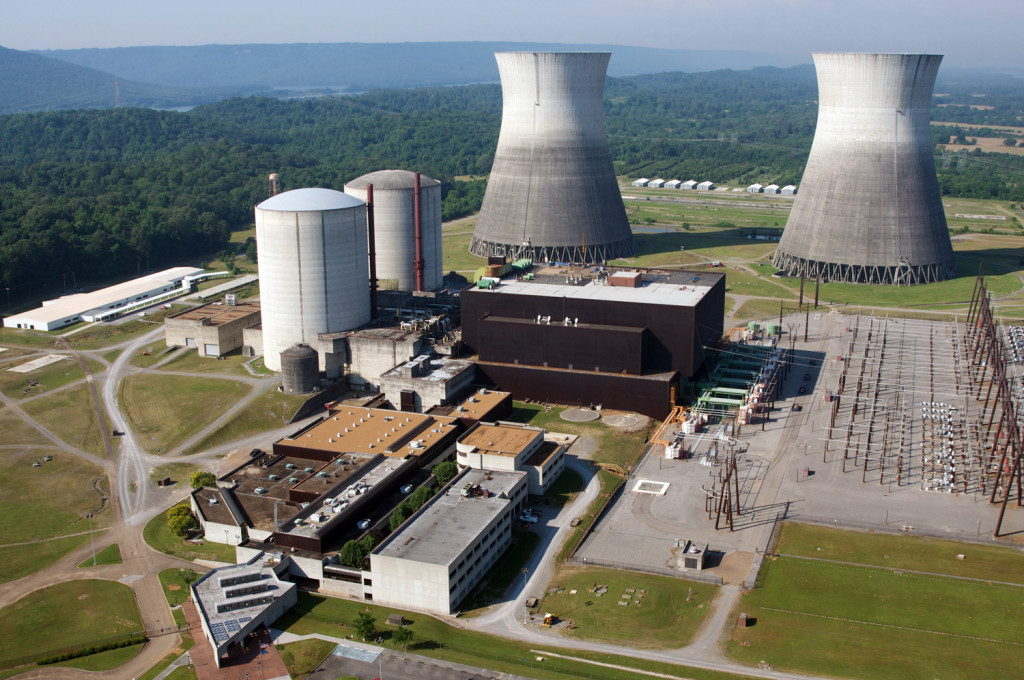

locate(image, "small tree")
[[359, 534, 377, 553], [1004, 136, 1019, 147], [408, 485, 434, 510], [391, 625, 413, 648], [389, 504, 411, 532], [168, 504, 192, 520], [432, 461, 458, 486], [190, 471, 216, 489], [355, 612, 376, 640], [168, 510, 198, 537], [339, 540, 366, 568]]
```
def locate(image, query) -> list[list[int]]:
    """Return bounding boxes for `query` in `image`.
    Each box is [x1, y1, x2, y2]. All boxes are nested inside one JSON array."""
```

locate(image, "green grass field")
[[158, 347, 255, 377], [0, 410, 50, 447], [0, 355, 100, 400], [536, 566, 717, 649], [277, 591, 751, 680], [277, 639, 337, 678], [20, 383, 107, 457], [118, 373, 252, 453], [729, 522, 1024, 679], [143, 506, 236, 563], [0, 534, 90, 585], [148, 462, 202, 486], [65, 306, 184, 349], [0, 580, 143, 667], [77, 543, 122, 568], [129, 344, 180, 368], [0, 447, 109, 544], [186, 388, 307, 454], [159, 568, 201, 607]]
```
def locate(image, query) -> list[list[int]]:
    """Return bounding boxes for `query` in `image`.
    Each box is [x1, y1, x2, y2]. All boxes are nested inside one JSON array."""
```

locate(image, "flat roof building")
[[165, 300, 261, 357], [4, 267, 202, 331], [457, 421, 566, 494], [190, 553, 297, 668], [461, 268, 725, 418], [379, 354, 476, 413], [370, 467, 527, 614]]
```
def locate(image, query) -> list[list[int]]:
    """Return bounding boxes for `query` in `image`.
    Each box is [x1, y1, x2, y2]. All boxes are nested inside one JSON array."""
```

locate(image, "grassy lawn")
[[119, 373, 252, 453], [0, 447, 109, 543], [775, 521, 1024, 584], [149, 462, 202, 486], [130, 344, 180, 368], [20, 383, 107, 457], [0, 355, 97, 400], [0, 534, 90, 584], [53, 642, 143, 671], [506, 403, 651, 472], [159, 568, 202, 607], [78, 543, 122, 568], [0, 328, 63, 349], [536, 566, 718, 649], [731, 297, 788, 323], [556, 468, 623, 564], [158, 347, 255, 377], [277, 592, 752, 680], [729, 523, 1024, 680], [0, 580, 143, 665], [442, 223, 488, 273], [277, 638, 337, 678], [143, 506, 236, 563], [187, 388, 306, 454], [0, 410, 50, 446]]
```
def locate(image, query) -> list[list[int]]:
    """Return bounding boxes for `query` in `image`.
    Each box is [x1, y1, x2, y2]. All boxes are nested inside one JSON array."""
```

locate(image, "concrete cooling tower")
[[344, 170, 443, 291], [470, 52, 636, 263], [772, 53, 955, 285], [255, 188, 370, 372]]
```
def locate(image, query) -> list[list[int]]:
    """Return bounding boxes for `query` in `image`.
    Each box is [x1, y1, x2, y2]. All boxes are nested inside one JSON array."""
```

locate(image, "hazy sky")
[[1, 0, 1021, 69]]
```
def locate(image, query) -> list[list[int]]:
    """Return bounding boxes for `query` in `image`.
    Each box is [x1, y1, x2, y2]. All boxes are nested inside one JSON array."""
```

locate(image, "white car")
[[519, 514, 538, 524], [357, 519, 371, 530]]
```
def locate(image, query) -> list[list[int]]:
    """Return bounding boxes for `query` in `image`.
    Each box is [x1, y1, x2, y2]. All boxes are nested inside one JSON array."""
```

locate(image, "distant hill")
[[0, 45, 270, 114], [36, 41, 805, 92]]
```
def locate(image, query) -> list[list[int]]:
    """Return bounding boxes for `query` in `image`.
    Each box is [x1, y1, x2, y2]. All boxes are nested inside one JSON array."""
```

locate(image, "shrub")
[[190, 471, 216, 488]]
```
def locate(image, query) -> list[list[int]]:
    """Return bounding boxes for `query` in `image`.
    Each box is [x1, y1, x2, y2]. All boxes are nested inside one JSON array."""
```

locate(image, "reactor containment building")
[[772, 53, 955, 285], [469, 52, 636, 264], [255, 187, 370, 372]]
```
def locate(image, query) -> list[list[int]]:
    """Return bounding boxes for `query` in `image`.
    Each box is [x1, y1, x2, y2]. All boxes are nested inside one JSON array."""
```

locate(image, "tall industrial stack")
[[255, 188, 370, 372], [772, 53, 955, 285], [470, 52, 636, 264], [344, 170, 443, 292]]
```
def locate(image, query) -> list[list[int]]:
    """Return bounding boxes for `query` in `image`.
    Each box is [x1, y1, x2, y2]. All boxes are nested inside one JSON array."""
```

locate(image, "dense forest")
[[2, 65, 1024, 304]]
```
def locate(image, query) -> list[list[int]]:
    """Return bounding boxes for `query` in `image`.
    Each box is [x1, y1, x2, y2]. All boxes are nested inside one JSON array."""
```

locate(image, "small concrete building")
[[456, 421, 565, 494], [164, 300, 261, 357], [665, 179, 682, 189], [379, 354, 476, 413], [369, 467, 527, 614], [190, 553, 297, 668], [747, 184, 764, 193], [682, 180, 698, 190], [648, 178, 665, 188], [697, 181, 715, 191], [631, 178, 649, 187], [347, 326, 427, 390], [764, 184, 781, 194], [781, 184, 798, 195]]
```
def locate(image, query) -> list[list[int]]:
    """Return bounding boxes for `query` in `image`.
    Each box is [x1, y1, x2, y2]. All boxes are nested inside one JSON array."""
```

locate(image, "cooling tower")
[[470, 52, 636, 263], [344, 170, 443, 291], [772, 53, 955, 285], [255, 188, 370, 372]]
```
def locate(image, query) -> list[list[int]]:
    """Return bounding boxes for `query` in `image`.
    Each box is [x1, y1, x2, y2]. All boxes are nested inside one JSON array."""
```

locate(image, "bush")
[[37, 636, 146, 665], [408, 485, 434, 511], [339, 540, 366, 568], [190, 471, 216, 488], [389, 504, 411, 532], [433, 461, 458, 486], [168, 508, 198, 537]]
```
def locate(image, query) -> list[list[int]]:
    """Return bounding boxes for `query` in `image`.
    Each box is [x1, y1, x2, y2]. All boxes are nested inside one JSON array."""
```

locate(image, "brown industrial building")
[[461, 268, 725, 418], [164, 300, 261, 357]]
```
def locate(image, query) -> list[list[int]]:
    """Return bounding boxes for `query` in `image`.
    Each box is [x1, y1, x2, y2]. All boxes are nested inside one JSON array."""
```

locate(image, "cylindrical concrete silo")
[[281, 344, 319, 394], [772, 53, 955, 285], [255, 188, 370, 372], [344, 170, 443, 291], [470, 52, 636, 264]]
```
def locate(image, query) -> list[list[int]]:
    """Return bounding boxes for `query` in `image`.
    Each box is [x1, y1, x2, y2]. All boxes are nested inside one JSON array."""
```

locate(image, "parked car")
[[400, 484, 414, 495], [357, 519, 371, 530], [519, 514, 538, 524]]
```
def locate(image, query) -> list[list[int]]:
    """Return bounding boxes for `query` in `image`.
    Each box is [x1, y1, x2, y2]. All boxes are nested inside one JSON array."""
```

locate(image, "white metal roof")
[[256, 187, 364, 212], [490, 276, 715, 308]]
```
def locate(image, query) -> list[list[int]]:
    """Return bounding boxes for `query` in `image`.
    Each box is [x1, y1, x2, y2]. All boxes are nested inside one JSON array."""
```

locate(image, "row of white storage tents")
[[632, 178, 796, 194]]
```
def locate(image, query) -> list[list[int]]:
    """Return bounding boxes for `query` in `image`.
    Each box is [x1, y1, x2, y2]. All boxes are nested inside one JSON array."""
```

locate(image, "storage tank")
[[344, 170, 443, 291], [772, 53, 954, 285], [255, 188, 370, 372], [470, 52, 636, 264], [281, 344, 319, 394]]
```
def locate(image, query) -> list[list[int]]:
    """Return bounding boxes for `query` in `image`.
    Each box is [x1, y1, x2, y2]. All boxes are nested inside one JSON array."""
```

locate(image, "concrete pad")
[[7, 354, 67, 373]]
